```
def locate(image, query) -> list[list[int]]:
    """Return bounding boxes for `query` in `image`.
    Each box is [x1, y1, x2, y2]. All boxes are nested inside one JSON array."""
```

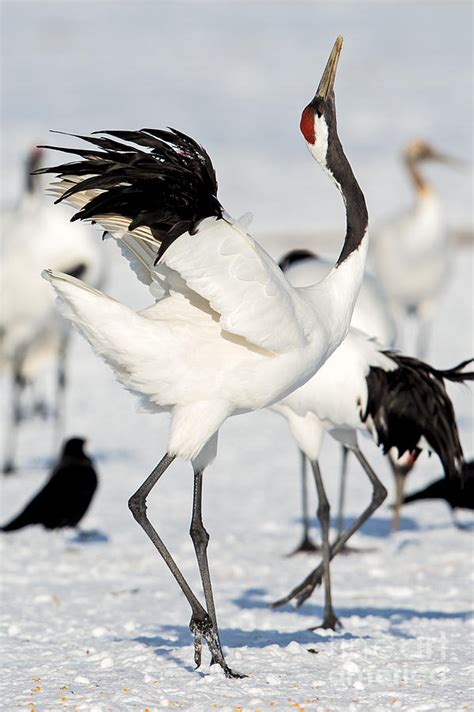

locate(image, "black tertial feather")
[[36, 128, 223, 259], [361, 355, 473, 481]]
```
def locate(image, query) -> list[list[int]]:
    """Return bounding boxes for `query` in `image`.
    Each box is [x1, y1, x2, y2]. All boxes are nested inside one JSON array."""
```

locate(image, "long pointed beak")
[[315, 35, 343, 100], [431, 151, 465, 170]]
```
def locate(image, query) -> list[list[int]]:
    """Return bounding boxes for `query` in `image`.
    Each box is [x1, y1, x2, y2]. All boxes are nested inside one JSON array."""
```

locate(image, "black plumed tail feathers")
[[35, 128, 223, 259], [362, 354, 472, 483]]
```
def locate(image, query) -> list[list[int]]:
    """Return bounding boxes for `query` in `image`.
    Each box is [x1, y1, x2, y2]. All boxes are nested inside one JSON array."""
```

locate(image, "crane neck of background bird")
[[404, 154, 431, 197], [25, 149, 43, 195]]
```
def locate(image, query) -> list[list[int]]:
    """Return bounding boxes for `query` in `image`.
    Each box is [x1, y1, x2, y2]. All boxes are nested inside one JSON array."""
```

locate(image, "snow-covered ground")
[[1, 2, 473, 710], [1, 243, 473, 711]]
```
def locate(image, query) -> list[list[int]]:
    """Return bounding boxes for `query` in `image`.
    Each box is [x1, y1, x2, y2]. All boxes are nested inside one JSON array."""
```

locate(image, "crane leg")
[[2, 360, 26, 474], [189, 467, 223, 665], [271, 445, 387, 609], [54, 333, 69, 449], [128, 453, 244, 679], [289, 451, 321, 555], [309, 459, 341, 630], [390, 467, 406, 533], [415, 316, 432, 361], [336, 445, 349, 538]]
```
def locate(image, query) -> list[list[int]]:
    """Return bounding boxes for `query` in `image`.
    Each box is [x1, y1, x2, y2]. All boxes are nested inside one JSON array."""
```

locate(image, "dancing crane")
[[372, 139, 458, 358], [0, 147, 105, 473], [39, 37, 368, 677], [270, 334, 472, 627], [278, 249, 396, 551]]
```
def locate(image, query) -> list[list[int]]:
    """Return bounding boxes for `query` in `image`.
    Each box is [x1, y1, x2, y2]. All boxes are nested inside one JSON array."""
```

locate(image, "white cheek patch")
[[308, 116, 329, 167]]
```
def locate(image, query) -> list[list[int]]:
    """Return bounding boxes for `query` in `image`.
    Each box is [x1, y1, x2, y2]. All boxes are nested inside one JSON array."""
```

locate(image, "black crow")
[[401, 459, 474, 529], [1, 438, 98, 531]]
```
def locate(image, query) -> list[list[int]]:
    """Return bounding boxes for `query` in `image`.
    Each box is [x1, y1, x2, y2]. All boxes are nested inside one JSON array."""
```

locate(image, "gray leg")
[[336, 446, 349, 538], [54, 334, 69, 449], [190, 468, 230, 669], [390, 466, 406, 533], [271, 445, 387, 608], [190, 469, 219, 629], [310, 460, 341, 630], [289, 451, 321, 555], [2, 360, 26, 474], [128, 453, 244, 679], [415, 317, 432, 361]]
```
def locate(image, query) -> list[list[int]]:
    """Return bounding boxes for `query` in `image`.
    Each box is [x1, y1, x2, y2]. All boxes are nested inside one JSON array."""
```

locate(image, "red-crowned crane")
[[0, 147, 105, 473], [38, 37, 370, 677], [278, 249, 397, 552], [270, 333, 472, 628], [372, 139, 458, 359]]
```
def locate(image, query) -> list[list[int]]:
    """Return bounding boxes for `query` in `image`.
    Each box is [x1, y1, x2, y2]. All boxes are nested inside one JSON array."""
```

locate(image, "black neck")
[[327, 135, 368, 266]]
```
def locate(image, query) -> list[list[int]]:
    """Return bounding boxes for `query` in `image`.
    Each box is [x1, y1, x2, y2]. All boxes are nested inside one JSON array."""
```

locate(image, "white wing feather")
[[159, 216, 310, 353], [50, 179, 310, 353]]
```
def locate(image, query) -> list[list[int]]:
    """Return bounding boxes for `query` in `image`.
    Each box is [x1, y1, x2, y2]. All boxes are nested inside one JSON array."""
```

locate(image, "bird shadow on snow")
[[234, 588, 473, 632], [331, 513, 465, 536], [337, 513, 418, 536], [302, 512, 456, 538], [322, 513, 419, 537], [134, 623, 359, 674]]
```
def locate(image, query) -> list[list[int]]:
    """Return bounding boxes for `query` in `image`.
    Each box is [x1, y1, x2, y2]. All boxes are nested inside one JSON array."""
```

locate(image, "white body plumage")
[[271, 328, 396, 460], [373, 189, 449, 318], [1, 190, 105, 379], [45, 214, 368, 466], [280, 254, 396, 347]]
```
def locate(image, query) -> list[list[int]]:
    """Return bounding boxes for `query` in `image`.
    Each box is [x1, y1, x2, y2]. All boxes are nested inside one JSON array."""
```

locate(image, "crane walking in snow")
[[270, 345, 472, 623]]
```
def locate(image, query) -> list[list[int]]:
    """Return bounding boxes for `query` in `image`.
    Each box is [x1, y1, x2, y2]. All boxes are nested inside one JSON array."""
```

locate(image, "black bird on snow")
[[400, 459, 474, 529], [1, 438, 98, 531]]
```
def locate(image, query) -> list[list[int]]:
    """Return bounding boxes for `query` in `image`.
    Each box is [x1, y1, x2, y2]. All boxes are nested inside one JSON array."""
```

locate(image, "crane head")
[[404, 138, 460, 168], [299, 36, 343, 165]]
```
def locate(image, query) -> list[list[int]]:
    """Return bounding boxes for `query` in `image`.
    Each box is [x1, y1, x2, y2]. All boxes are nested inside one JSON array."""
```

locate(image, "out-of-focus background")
[[1, 2, 473, 710]]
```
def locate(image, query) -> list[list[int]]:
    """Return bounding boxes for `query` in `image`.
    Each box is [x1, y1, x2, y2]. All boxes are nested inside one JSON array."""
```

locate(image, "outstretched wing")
[[39, 129, 311, 353]]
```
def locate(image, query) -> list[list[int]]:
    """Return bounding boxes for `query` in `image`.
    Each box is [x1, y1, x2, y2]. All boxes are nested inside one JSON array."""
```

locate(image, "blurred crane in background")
[[372, 139, 459, 359], [0, 147, 106, 473]]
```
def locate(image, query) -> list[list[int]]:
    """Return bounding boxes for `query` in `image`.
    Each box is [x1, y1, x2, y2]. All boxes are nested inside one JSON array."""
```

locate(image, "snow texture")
[[1, 2, 473, 710]]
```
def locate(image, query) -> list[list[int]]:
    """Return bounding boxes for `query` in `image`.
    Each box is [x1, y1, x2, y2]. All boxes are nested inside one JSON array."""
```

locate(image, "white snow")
[[1, 2, 473, 710]]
